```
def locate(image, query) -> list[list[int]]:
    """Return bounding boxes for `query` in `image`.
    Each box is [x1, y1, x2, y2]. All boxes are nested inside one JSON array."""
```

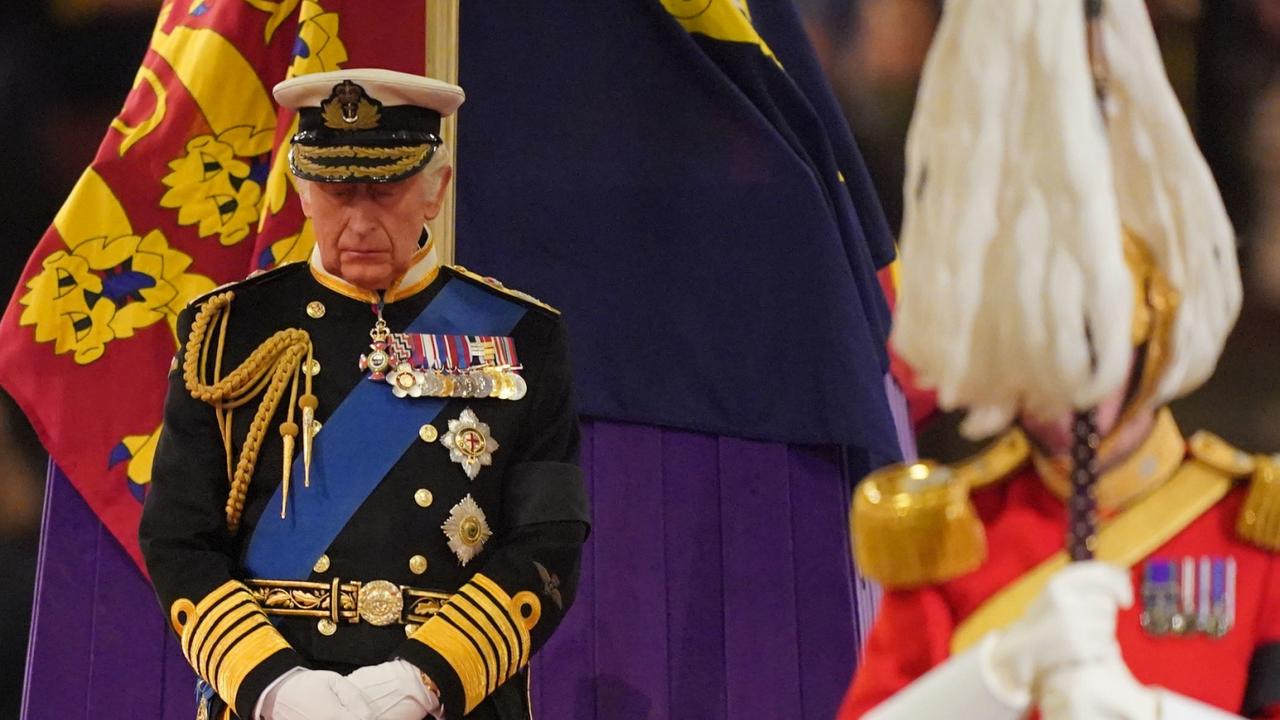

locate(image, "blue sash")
[[243, 278, 527, 579]]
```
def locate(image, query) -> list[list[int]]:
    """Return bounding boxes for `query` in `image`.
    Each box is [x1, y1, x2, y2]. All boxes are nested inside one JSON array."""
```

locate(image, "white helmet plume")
[[891, 0, 1240, 439]]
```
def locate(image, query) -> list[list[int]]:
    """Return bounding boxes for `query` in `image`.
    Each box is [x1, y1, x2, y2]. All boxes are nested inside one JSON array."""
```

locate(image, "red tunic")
[[839, 466, 1280, 718]]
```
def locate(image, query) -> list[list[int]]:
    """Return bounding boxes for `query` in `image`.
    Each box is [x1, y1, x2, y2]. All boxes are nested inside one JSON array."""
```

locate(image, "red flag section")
[[0, 0, 426, 572]]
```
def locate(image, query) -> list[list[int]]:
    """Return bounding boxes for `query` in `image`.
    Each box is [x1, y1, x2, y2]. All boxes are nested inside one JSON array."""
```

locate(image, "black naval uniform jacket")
[[139, 262, 589, 720]]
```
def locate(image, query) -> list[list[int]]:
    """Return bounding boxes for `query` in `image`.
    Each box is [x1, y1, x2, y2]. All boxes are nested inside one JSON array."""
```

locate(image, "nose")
[[345, 196, 381, 238]]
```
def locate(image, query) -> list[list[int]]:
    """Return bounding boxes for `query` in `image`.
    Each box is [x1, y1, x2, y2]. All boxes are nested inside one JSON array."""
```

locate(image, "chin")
[[339, 265, 395, 291]]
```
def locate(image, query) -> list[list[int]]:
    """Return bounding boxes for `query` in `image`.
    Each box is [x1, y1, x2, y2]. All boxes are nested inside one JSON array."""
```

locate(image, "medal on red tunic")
[[1140, 555, 1236, 638]]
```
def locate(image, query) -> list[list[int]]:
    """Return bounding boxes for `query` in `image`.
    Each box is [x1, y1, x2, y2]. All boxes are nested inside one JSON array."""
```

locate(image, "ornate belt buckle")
[[357, 580, 404, 626]]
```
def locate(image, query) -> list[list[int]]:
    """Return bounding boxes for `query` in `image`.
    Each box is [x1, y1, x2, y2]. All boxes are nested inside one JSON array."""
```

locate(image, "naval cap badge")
[[321, 80, 382, 130], [442, 494, 492, 566], [441, 407, 498, 480]]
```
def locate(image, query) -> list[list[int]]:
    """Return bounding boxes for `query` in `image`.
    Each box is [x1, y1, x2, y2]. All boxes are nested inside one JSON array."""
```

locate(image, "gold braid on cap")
[[183, 292, 317, 533]]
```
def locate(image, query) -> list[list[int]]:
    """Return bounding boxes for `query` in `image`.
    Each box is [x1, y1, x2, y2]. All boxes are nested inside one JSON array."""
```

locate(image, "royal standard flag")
[[0, 0, 433, 571]]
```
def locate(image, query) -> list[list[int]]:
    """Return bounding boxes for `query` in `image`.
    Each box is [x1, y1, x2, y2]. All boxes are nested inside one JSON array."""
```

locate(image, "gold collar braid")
[[182, 291, 317, 533]]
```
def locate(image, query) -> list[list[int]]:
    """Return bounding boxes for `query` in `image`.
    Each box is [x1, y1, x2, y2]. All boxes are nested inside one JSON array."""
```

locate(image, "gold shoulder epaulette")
[[1192, 430, 1280, 552], [852, 460, 988, 589], [852, 431, 1027, 588], [446, 265, 560, 315]]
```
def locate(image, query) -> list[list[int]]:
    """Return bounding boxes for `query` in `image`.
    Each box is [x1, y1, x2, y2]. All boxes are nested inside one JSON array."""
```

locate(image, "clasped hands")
[[261, 659, 440, 720], [984, 561, 1160, 720]]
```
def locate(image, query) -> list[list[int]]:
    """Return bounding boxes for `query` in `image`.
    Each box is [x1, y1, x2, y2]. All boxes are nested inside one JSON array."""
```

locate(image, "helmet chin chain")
[[1068, 0, 1109, 562]]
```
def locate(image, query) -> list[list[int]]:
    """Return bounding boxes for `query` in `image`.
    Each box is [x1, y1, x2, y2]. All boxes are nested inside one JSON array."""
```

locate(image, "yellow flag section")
[[149, 13, 279, 246], [0, 0, 317, 565], [20, 168, 215, 365], [658, 0, 781, 65], [259, 0, 350, 267]]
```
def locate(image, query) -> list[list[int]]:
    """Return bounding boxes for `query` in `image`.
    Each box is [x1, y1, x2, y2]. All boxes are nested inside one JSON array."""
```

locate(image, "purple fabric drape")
[[24, 417, 888, 719]]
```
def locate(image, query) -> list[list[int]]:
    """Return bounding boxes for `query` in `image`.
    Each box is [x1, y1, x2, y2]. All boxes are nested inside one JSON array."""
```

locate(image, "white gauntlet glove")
[[1040, 655, 1158, 720], [866, 561, 1131, 719], [1042, 656, 1244, 720], [258, 668, 375, 720], [987, 560, 1133, 703], [347, 660, 442, 720]]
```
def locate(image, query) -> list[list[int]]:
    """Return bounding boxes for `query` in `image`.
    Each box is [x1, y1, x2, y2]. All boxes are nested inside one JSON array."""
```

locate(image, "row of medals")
[[388, 362, 528, 401]]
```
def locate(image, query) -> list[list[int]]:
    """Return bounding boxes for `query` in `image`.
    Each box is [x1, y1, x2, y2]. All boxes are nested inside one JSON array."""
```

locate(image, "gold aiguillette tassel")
[[280, 422, 299, 519], [299, 394, 319, 487]]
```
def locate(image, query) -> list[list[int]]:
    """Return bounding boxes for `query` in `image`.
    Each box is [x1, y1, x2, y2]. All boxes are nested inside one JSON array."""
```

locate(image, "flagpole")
[[425, 0, 460, 265]]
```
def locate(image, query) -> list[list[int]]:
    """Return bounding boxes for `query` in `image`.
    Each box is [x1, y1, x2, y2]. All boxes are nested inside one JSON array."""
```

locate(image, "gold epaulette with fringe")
[[852, 430, 1030, 588], [1189, 431, 1280, 551], [447, 264, 560, 315]]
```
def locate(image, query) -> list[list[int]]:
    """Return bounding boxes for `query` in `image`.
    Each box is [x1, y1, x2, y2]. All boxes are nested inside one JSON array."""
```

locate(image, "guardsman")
[[838, 0, 1278, 717], [139, 69, 588, 720]]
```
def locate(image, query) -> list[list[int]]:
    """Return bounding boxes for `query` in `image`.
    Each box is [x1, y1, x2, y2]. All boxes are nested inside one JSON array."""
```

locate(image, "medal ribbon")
[[380, 333, 520, 372], [243, 278, 528, 580]]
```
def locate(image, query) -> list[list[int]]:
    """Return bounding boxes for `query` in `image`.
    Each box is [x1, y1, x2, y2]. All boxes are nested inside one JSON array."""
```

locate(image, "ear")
[[422, 166, 453, 221], [296, 178, 315, 218]]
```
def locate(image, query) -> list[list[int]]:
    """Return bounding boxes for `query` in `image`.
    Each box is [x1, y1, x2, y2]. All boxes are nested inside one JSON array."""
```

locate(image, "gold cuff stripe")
[[471, 575, 531, 667], [414, 614, 491, 713], [191, 600, 257, 680], [453, 592, 513, 684], [459, 584, 522, 675], [208, 617, 273, 695], [182, 581, 242, 657], [439, 605, 499, 695], [179, 581, 294, 709], [202, 613, 270, 683], [214, 625, 291, 710]]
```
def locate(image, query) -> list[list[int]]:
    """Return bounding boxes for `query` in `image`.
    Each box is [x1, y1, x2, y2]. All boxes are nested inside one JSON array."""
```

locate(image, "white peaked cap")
[[274, 68, 465, 116]]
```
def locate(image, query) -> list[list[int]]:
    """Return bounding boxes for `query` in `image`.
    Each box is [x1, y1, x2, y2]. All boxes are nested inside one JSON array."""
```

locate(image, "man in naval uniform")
[[837, 0, 1278, 718], [139, 69, 588, 720]]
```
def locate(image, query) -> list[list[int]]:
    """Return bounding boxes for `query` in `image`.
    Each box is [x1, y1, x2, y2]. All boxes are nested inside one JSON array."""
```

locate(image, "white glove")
[[347, 660, 442, 720], [1040, 655, 1158, 720], [1040, 654, 1245, 720], [258, 668, 375, 720], [866, 561, 1132, 719], [987, 560, 1133, 702]]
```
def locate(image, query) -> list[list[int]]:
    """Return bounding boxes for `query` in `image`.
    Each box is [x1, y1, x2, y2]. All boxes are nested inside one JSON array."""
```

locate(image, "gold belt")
[[246, 578, 450, 627]]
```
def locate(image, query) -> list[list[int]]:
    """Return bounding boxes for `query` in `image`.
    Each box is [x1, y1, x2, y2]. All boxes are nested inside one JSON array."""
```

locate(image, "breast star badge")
[[442, 494, 492, 566], [441, 407, 498, 480]]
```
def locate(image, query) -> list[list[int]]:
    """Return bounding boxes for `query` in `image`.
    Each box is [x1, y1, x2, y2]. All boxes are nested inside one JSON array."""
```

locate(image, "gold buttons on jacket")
[[306, 301, 326, 319], [304, 359, 321, 376], [405, 624, 420, 637], [313, 554, 330, 573], [419, 424, 438, 443], [317, 619, 337, 636], [415, 489, 434, 507], [311, 421, 323, 437], [409, 555, 428, 575]]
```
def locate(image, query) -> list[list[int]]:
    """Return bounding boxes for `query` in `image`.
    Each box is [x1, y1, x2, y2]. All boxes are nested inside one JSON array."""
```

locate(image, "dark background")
[[1, 1, 1277, 716]]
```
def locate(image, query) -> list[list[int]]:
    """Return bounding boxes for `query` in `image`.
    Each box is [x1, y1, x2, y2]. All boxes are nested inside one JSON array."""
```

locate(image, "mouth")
[[339, 249, 391, 263]]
